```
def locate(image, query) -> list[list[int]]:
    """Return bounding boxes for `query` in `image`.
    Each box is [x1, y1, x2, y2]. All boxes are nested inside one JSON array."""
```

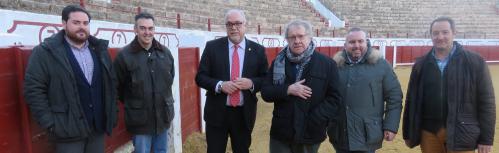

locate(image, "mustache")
[[76, 29, 88, 34]]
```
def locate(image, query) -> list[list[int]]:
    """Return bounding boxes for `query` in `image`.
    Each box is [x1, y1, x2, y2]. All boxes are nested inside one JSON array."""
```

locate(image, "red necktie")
[[230, 44, 240, 107]]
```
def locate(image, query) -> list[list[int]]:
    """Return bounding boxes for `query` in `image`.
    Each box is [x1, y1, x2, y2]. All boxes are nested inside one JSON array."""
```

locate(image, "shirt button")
[[89, 104, 93, 108]]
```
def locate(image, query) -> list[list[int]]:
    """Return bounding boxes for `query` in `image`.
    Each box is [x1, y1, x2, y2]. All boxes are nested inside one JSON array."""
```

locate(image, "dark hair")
[[135, 12, 155, 22], [430, 16, 455, 33], [345, 27, 367, 38], [61, 5, 91, 22]]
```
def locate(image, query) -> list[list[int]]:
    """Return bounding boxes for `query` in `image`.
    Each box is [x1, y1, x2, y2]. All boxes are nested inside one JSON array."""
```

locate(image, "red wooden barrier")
[[385, 46, 394, 64], [316, 47, 330, 57], [178, 47, 201, 143], [0, 47, 30, 153], [264, 47, 279, 65], [0, 47, 131, 153], [266, 45, 499, 66]]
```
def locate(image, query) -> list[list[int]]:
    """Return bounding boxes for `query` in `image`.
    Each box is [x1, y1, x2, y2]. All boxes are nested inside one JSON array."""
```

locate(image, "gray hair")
[[224, 9, 246, 23], [284, 19, 313, 38]]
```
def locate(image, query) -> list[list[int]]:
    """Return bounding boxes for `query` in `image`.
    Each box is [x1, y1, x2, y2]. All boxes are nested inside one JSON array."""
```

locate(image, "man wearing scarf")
[[261, 20, 342, 153], [328, 28, 403, 153]]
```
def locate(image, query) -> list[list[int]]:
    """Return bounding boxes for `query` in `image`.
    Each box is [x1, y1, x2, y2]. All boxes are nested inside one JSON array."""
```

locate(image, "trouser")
[[333, 146, 375, 153], [269, 138, 320, 153], [55, 131, 105, 153], [206, 106, 251, 153], [421, 128, 475, 153], [132, 129, 169, 153]]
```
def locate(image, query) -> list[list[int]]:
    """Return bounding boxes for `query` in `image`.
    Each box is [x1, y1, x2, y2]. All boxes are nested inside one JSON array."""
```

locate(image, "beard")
[[66, 29, 89, 44]]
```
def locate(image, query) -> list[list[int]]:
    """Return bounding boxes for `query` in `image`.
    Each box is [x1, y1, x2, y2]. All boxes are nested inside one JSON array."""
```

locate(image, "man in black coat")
[[23, 5, 117, 153], [195, 9, 268, 153], [261, 19, 341, 153], [114, 12, 175, 153], [403, 17, 495, 153]]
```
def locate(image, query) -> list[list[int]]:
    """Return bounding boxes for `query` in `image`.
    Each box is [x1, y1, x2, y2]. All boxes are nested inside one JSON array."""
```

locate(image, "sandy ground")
[[183, 65, 499, 153]]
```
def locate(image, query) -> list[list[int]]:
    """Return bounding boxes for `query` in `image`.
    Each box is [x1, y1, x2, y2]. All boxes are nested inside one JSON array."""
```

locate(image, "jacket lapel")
[[242, 38, 251, 78], [89, 36, 111, 77], [221, 38, 230, 80]]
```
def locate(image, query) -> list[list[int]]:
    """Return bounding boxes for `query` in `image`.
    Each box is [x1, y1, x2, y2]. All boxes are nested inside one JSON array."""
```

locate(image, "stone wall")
[[2, 0, 496, 38], [320, 0, 499, 38], [0, 0, 331, 36]]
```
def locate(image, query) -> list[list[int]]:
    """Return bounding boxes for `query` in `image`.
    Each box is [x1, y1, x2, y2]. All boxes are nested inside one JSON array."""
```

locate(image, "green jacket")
[[23, 30, 117, 141], [328, 47, 403, 151]]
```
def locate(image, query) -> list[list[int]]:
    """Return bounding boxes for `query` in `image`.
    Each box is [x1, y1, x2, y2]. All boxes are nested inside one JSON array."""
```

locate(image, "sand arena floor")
[[183, 65, 499, 153]]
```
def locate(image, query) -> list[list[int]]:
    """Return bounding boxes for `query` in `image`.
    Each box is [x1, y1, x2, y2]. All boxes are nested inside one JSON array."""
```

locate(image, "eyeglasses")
[[225, 22, 244, 28], [286, 34, 308, 41]]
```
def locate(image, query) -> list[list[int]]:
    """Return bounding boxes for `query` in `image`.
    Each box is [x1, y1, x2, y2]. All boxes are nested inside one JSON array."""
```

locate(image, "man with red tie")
[[195, 9, 268, 153]]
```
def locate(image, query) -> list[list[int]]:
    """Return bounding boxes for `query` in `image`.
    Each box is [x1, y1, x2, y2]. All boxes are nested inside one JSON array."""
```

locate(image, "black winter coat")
[[403, 42, 496, 151], [261, 51, 342, 144], [24, 30, 117, 142], [114, 37, 175, 135]]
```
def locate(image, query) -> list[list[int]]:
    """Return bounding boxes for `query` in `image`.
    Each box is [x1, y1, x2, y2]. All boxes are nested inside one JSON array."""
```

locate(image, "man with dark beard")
[[328, 28, 402, 153], [23, 5, 117, 153]]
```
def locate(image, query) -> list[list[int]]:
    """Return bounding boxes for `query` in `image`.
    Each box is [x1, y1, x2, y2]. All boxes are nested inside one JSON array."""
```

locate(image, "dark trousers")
[[333, 146, 375, 153], [206, 106, 251, 153], [55, 131, 105, 153], [269, 138, 320, 153]]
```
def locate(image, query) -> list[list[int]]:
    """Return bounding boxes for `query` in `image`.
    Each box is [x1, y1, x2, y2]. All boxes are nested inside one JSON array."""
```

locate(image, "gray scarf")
[[273, 41, 315, 85]]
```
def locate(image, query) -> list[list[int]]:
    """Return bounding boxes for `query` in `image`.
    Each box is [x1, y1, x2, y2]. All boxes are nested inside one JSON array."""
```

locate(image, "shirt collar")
[[432, 44, 456, 61], [228, 37, 246, 51]]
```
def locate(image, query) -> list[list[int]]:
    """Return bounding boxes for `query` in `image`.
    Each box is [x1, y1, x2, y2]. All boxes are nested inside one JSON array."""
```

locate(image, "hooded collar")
[[333, 46, 382, 67]]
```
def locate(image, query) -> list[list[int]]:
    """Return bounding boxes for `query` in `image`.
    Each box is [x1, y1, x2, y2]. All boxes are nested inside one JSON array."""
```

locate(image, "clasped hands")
[[220, 78, 253, 94]]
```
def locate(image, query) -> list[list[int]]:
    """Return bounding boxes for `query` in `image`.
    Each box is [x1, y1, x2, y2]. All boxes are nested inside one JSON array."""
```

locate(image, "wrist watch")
[[217, 82, 223, 92]]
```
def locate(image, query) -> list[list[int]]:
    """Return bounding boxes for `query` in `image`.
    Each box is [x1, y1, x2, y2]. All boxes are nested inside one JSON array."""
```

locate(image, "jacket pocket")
[[163, 97, 175, 124], [304, 116, 328, 140], [129, 66, 144, 99], [124, 100, 147, 126], [346, 111, 366, 146], [454, 119, 480, 148], [51, 104, 79, 139], [364, 118, 383, 144]]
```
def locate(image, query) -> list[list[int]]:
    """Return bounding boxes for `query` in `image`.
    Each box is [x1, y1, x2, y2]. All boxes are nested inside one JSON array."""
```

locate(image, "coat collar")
[[40, 30, 110, 79], [420, 41, 464, 62], [333, 47, 382, 67], [129, 36, 165, 52]]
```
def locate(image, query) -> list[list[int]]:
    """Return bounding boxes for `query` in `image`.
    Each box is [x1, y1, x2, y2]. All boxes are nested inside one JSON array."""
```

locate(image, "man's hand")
[[384, 130, 396, 141], [221, 81, 239, 94], [478, 144, 492, 153], [233, 78, 253, 90], [287, 79, 312, 100]]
